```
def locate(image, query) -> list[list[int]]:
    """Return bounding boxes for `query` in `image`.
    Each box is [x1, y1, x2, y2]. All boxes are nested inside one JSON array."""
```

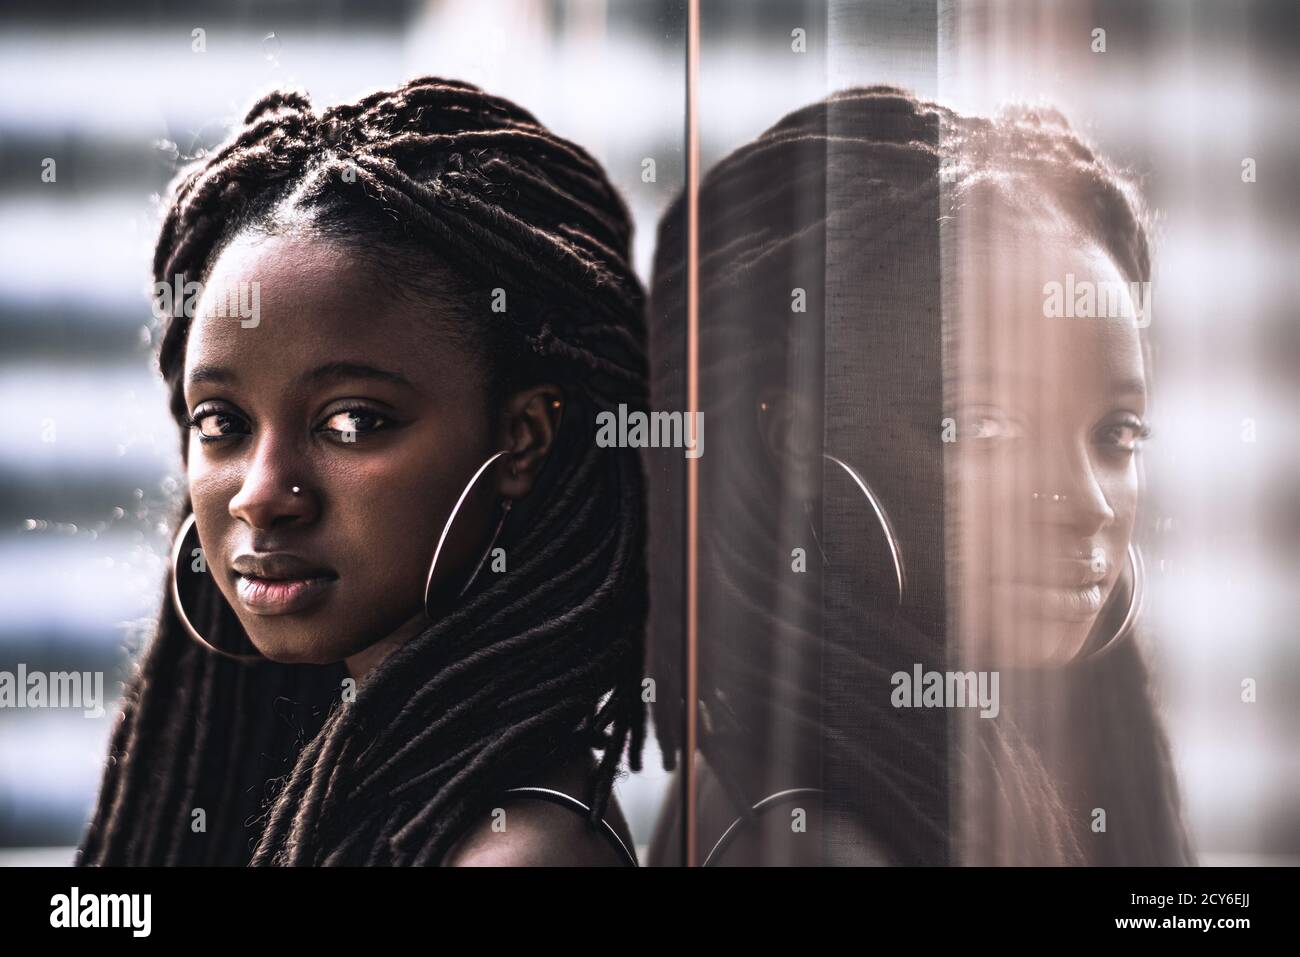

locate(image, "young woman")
[[77, 77, 649, 866], [644, 87, 1194, 866]]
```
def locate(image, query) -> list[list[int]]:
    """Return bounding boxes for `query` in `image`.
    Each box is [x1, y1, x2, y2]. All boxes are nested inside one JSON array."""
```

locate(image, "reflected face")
[[951, 226, 1149, 667], [182, 233, 499, 665]]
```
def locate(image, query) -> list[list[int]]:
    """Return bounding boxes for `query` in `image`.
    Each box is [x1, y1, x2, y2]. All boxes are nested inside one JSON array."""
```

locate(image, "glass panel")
[[653, 0, 1297, 867]]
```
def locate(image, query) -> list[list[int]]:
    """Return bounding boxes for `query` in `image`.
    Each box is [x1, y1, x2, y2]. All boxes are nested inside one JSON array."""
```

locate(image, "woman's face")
[[182, 232, 505, 666], [951, 225, 1149, 667]]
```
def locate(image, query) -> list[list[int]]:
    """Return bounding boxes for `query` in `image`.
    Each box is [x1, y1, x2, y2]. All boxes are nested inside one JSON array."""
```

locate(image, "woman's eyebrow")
[[185, 361, 416, 391], [303, 361, 415, 389], [185, 363, 235, 388], [969, 368, 1147, 397], [1109, 377, 1147, 399]]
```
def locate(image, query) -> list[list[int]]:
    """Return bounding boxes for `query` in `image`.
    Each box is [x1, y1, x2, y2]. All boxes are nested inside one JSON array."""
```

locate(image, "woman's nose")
[[1031, 439, 1115, 537], [227, 437, 318, 530]]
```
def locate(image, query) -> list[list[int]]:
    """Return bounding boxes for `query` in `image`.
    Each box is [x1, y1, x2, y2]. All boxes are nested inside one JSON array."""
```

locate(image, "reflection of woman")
[[646, 87, 1193, 865], [77, 77, 649, 866]]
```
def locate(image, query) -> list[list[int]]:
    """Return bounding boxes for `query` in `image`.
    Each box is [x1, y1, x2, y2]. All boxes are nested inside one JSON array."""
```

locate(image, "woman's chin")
[[962, 615, 1096, 670], [238, 604, 430, 669], [242, 630, 348, 666]]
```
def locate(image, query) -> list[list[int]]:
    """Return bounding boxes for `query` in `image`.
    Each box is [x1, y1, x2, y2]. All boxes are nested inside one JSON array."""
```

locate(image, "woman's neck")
[[345, 610, 428, 683]]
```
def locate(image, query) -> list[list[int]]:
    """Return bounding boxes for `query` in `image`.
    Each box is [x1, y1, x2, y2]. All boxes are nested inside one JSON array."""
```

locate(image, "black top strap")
[[501, 786, 639, 867], [703, 787, 824, 866]]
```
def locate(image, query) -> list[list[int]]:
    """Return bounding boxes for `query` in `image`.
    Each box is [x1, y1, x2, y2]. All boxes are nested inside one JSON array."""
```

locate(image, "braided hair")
[[646, 86, 1190, 865], [647, 86, 960, 865], [77, 77, 650, 866]]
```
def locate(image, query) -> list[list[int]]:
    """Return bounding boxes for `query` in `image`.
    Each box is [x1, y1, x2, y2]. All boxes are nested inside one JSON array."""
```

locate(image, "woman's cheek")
[[959, 448, 1021, 545], [328, 453, 441, 576], [1095, 462, 1139, 598], [1100, 456, 1141, 530]]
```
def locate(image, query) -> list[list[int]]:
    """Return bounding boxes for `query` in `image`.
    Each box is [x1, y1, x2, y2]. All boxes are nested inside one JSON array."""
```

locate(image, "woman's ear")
[[495, 383, 564, 499], [755, 385, 822, 501]]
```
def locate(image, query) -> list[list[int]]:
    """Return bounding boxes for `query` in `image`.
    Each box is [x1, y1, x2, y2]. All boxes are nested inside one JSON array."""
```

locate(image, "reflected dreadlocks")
[[78, 77, 649, 866], [646, 86, 1190, 865]]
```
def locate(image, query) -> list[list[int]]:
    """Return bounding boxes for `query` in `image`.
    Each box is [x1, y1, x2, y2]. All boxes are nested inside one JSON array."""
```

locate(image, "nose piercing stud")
[[291, 486, 301, 495], [1031, 492, 1068, 503]]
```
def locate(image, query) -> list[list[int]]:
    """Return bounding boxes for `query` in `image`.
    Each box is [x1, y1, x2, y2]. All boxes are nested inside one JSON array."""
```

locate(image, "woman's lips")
[[1035, 556, 1108, 588], [996, 580, 1105, 624], [234, 574, 336, 615]]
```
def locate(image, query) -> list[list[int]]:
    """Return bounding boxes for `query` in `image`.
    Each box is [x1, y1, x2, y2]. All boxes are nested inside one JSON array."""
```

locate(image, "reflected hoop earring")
[[423, 449, 513, 620], [759, 401, 905, 606], [822, 454, 906, 607], [169, 512, 263, 663], [1077, 541, 1145, 662]]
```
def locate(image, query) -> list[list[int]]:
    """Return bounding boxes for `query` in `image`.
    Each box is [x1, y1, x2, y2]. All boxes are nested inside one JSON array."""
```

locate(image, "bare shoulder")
[[443, 794, 629, 866], [443, 751, 634, 867]]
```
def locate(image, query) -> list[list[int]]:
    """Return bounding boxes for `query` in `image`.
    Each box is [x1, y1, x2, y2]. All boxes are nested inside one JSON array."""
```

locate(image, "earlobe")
[[755, 386, 821, 500], [755, 386, 787, 466], [497, 385, 563, 499]]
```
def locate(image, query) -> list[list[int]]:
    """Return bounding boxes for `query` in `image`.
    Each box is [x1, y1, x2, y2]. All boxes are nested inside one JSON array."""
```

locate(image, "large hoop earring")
[[423, 449, 513, 619], [1075, 542, 1145, 662], [820, 454, 906, 607], [169, 512, 263, 663]]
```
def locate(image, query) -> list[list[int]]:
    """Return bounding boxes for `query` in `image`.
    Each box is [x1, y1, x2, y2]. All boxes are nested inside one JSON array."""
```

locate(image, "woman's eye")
[[188, 410, 247, 443], [1096, 418, 1151, 452], [320, 408, 389, 440], [962, 409, 1023, 443], [183, 407, 393, 445]]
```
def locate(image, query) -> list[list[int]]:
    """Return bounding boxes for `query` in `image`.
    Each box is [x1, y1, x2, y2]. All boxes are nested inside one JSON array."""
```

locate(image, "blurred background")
[[1, 0, 1296, 864]]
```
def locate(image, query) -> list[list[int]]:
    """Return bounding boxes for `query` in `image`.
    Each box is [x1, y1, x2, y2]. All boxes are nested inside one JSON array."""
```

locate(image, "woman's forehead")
[[183, 233, 473, 397], [946, 238, 1146, 400]]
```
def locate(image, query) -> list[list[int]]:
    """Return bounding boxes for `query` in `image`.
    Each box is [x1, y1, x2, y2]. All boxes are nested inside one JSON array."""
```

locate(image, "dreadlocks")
[[77, 76, 650, 866]]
